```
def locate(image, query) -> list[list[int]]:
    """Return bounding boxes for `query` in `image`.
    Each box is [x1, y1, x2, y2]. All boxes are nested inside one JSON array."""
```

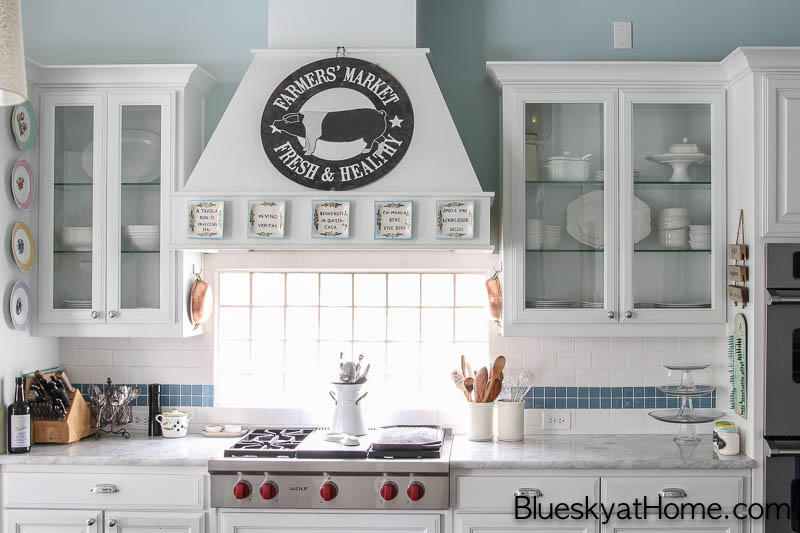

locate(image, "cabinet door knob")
[[108, 310, 118, 319], [90, 483, 119, 494], [108, 519, 117, 528], [515, 487, 542, 498], [86, 518, 95, 526], [607, 311, 615, 319], [91, 311, 100, 319], [625, 311, 633, 319]]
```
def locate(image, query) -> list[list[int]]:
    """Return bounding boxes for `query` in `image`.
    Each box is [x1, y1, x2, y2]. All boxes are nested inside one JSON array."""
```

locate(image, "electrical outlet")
[[613, 21, 633, 50], [542, 410, 571, 430]]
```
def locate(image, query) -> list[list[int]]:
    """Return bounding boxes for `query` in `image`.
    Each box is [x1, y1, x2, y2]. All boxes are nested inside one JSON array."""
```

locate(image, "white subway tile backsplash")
[[609, 337, 644, 353], [95, 338, 131, 350], [576, 368, 610, 386], [575, 337, 610, 353], [644, 337, 680, 352], [93, 366, 130, 384], [539, 369, 577, 386], [679, 337, 714, 353], [541, 336, 575, 352], [78, 350, 113, 366], [523, 351, 558, 369], [505, 336, 539, 352], [609, 368, 645, 386], [557, 352, 591, 369], [591, 352, 627, 368], [112, 350, 148, 367], [625, 352, 662, 369]]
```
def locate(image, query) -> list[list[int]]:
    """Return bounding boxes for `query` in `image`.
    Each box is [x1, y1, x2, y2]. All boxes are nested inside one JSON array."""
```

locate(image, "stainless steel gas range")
[[208, 427, 452, 510]]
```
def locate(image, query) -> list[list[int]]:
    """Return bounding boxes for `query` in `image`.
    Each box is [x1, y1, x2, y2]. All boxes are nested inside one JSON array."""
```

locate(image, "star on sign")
[[270, 124, 281, 133], [389, 115, 403, 128]]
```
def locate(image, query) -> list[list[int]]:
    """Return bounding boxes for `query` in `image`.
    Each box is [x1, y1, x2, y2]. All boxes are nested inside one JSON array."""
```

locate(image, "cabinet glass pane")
[[119, 105, 161, 310], [631, 103, 712, 308], [53, 105, 94, 310], [524, 102, 605, 309]]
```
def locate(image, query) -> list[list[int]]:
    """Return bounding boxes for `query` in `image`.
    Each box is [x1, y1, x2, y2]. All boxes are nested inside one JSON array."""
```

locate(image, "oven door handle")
[[766, 440, 800, 457], [766, 289, 800, 305]]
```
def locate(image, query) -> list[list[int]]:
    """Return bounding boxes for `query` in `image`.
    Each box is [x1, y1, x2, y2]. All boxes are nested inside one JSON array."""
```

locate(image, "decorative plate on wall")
[[11, 101, 36, 151], [11, 221, 34, 271], [9, 280, 31, 331], [436, 200, 474, 240], [311, 200, 350, 239], [375, 201, 413, 240], [11, 159, 34, 210]]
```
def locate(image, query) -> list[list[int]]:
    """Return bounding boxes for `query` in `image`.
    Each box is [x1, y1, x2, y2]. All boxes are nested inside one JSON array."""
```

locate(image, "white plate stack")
[[526, 219, 544, 250], [658, 208, 689, 249], [123, 225, 160, 251], [526, 299, 575, 309], [63, 300, 91, 309], [543, 225, 562, 249], [688, 225, 711, 250]]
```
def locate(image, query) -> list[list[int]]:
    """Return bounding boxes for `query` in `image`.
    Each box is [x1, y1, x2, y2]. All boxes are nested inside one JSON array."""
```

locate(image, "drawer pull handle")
[[90, 483, 119, 494], [515, 488, 543, 498], [659, 488, 687, 498], [86, 518, 95, 526], [108, 519, 117, 528]]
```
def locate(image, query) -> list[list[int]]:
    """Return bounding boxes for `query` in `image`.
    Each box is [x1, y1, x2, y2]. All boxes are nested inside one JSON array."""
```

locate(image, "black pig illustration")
[[271, 108, 388, 156]]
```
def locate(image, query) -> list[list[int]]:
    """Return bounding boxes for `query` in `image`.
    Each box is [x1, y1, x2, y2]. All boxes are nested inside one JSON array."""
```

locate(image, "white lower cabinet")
[[456, 513, 597, 533], [5, 510, 203, 533], [5, 509, 102, 533], [602, 519, 742, 533], [218, 512, 441, 532]]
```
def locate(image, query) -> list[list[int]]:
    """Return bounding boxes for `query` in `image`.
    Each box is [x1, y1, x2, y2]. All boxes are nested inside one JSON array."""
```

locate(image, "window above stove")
[[214, 271, 488, 419]]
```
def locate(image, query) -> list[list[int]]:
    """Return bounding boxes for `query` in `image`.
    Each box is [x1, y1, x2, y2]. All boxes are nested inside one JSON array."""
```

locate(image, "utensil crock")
[[467, 402, 494, 441], [329, 382, 367, 436], [496, 400, 524, 442]]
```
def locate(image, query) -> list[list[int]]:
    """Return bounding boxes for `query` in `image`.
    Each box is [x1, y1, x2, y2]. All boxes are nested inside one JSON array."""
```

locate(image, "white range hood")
[[169, 0, 493, 251]]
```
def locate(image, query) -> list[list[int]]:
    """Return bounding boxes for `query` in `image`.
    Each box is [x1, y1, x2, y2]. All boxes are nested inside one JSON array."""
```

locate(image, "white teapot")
[[154, 409, 193, 438]]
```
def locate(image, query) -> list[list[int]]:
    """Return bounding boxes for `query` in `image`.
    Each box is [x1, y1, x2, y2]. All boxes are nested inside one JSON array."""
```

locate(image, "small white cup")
[[496, 400, 524, 442], [467, 402, 495, 441], [204, 424, 222, 433], [224, 424, 242, 433]]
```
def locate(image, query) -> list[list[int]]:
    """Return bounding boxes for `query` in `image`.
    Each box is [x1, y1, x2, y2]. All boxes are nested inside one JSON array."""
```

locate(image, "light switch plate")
[[614, 21, 633, 49]]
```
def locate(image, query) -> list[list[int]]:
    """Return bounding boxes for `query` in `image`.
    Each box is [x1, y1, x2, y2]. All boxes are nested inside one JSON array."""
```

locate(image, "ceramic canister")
[[330, 382, 367, 436], [467, 402, 494, 441], [496, 400, 524, 442]]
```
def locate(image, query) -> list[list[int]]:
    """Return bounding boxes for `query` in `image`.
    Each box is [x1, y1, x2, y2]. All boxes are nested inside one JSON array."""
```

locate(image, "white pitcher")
[[329, 382, 367, 436]]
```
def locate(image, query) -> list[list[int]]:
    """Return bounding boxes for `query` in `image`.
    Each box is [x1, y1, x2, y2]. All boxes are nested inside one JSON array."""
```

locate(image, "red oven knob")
[[233, 481, 251, 500], [320, 482, 338, 501], [259, 482, 278, 500], [407, 482, 425, 501], [380, 482, 398, 501]]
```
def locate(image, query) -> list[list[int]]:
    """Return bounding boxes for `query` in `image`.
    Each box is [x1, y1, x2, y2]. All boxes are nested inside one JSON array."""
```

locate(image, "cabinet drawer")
[[602, 476, 744, 509], [457, 475, 599, 511], [3, 472, 204, 510]]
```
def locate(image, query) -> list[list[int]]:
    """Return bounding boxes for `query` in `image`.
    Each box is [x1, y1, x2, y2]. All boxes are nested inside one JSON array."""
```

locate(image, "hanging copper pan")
[[190, 272, 213, 329]]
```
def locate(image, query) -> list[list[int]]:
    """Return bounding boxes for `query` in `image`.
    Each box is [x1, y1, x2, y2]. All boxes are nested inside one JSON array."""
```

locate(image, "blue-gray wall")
[[21, 0, 800, 193]]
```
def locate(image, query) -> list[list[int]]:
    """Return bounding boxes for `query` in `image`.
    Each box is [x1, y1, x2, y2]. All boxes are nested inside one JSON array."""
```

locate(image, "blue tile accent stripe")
[[523, 386, 715, 410], [73, 384, 214, 408]]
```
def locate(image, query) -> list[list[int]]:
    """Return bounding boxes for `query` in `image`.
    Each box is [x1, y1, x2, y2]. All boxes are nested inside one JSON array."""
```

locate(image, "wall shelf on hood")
[[172, 49, 493, 252]]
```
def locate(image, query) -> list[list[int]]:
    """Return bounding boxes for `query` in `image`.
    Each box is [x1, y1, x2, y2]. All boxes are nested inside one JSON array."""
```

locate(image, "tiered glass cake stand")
[[649, 364, 724, 444]]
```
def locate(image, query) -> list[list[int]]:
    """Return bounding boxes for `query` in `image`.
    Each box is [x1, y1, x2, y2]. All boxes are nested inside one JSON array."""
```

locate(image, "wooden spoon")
[[475, 367, 489, 403], [491, 356, 506, 382], [464, 377, 475, 402], [460, 355, 467, 382], [485, 377, 503, 403]]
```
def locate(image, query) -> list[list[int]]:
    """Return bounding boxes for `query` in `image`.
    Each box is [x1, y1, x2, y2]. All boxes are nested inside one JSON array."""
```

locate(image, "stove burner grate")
[[224, 428, 316, 457]]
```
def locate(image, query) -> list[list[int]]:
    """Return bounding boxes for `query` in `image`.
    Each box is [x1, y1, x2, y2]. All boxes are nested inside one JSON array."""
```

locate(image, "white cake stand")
[[646, 153, 708, 182]]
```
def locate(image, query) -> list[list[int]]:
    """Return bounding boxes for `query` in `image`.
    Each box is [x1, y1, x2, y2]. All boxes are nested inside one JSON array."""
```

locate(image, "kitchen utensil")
[[484, 377, 503, 403], [330, 382, 367, 436], [486, 272, 502, 321], [475, 367, 489, 403], [567, 190, 651, 248], [339, 361, 357, 383], [460, 355, 467, 381], [467, 402, 494, 441], [54, 371, 75, 393], [544, 151, 591, 180], [354, 363, 370, 384], [464, 377, 475, 402], [497, 400, 524, 441], [59, 227, 92, 251], [450, 370, 470, 401], [190, 271, 213, 330], [516, 371, 534, 401], [154, 409, 194, 438], [490, 356, 506, 382]]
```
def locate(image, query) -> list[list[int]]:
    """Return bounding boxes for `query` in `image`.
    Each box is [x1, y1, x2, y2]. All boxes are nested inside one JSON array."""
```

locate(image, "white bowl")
[[123, 224, 160, 235], [60, 227, 92, 251], [125, 234, 160, 251], [689, 240, 710, 250]]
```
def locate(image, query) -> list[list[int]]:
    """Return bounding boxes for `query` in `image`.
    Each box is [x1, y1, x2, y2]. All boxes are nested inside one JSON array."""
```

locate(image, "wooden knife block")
[[24, 372, 96, 444]]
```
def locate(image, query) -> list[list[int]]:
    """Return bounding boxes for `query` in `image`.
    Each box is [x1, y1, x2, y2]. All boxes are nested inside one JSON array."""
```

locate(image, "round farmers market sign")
[[260, 57, 414, 191]]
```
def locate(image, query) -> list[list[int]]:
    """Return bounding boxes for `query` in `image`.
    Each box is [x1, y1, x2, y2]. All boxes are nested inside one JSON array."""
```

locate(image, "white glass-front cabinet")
[[490, 64, 726, 336], [34, 65, 214, 336]]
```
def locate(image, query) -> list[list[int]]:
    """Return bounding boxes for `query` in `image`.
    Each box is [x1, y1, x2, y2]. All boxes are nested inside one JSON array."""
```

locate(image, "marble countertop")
[[0, 433, 756, 470], [0, 433, 238, 467], [450, 434, 756, 470]]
